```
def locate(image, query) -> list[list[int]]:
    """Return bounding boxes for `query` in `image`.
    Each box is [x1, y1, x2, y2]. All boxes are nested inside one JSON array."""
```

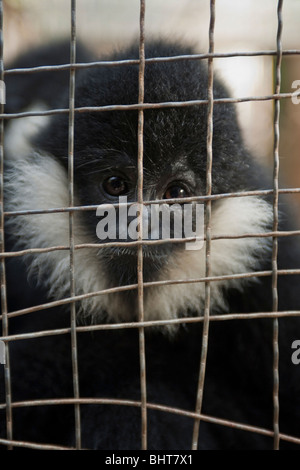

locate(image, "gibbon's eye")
[[164, 184, 188, 200], [103, 176, 129, 196]]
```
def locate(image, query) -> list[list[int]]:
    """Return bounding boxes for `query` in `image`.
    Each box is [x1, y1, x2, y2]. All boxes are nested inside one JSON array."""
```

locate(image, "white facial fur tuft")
[[145, 196, 272, 325], [4, 103, 51, 161]]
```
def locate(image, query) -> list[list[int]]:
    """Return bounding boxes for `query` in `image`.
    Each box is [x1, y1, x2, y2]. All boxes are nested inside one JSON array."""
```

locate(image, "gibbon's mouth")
[[99, 244, 173, 284], [100, 244, 171, 262]]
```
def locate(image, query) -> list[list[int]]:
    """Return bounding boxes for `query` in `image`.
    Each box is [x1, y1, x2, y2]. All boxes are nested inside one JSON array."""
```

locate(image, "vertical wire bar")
[[272, 0, 283, 451], [68, 0, 81, 449], [192, 0, 215, 450], [137, 0, 147, 450], [0, 0, 13, 450]]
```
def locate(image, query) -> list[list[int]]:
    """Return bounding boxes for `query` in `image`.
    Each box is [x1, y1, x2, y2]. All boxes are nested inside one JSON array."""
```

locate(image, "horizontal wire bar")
[[0, 398, 299, 447], [4, 187, 300, 218], [0, 437, 74, 450], [2, 229, 300, 259], [1, 90, 300, 121], [2, 309, 300, 344], [1, 268, 300, 322], [4, 49, 300, 76]]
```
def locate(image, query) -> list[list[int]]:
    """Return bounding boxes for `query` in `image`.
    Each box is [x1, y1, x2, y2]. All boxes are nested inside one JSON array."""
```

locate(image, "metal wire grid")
[[0, 0, 300, 450]]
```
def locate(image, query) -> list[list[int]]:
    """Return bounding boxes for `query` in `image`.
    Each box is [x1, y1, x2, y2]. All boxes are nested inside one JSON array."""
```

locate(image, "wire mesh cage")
[[0, 0, 300, 451]]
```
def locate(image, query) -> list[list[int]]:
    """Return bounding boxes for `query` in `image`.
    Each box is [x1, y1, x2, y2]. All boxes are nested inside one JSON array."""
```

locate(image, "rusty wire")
[[2, 307, 300, 346], [1, 267, 300, 324], [192, 0, 215, 450], [1, 0, 300, 452], [271, 0, 283, 450], [1, 89, 300, 121], [3, 186, 300, 220], [0, 0, 12, 451], [2, 228, 300, 263], [1, 396, 300, 450], [68, 0, 81, 450], [3, 49, 300, 79], [137, 0, 147, 450]]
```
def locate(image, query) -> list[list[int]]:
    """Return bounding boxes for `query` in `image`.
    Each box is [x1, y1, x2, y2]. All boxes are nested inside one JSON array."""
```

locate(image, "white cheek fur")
[[5, 151, 273, 326], [145, 196, 273, 324], [4, 102, 51, 161]]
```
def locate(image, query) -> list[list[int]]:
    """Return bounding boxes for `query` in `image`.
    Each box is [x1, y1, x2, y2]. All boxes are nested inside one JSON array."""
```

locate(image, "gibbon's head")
[[5, 41, 273, 326]]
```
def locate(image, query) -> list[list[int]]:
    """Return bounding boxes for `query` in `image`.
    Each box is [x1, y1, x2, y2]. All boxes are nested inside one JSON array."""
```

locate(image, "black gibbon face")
[[5, 41, 273, 324]]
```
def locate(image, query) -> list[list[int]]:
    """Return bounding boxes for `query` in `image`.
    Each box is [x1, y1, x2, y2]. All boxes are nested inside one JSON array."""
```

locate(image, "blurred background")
[[3, 0, 300, 218]]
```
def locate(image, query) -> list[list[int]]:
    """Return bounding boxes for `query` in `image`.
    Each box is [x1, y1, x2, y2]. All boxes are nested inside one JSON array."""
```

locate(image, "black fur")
[[1, 40, 300, 450]]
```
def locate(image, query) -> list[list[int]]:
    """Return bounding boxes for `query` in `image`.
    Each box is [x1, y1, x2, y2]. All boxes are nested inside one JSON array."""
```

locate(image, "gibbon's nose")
[[119, 202, 187, 243]]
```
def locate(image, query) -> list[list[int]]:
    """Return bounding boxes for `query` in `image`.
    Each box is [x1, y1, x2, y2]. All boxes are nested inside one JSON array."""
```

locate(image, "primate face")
[[73, 108, 204, 288], [5, 41, 273, 326]]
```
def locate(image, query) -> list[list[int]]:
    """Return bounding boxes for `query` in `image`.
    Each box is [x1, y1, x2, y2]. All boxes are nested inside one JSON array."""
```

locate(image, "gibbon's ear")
[[5, 40, 93, 113], [4, 40, 93, 161]]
